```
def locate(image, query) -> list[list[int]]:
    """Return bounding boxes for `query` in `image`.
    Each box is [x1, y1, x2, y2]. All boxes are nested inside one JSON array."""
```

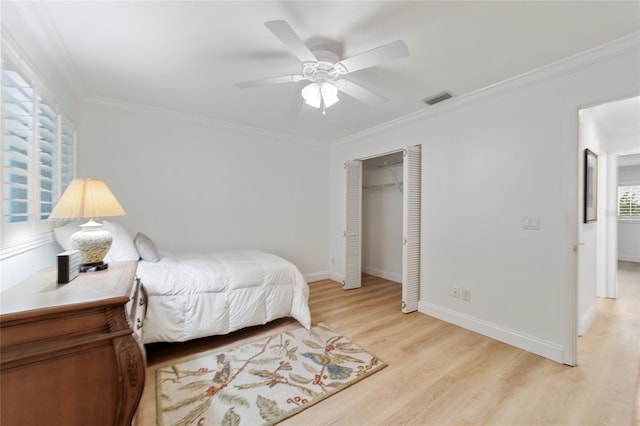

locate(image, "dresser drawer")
[[126, 276, 147, 362], [126, 277, 141, 322], [132, 282, 147, 342]]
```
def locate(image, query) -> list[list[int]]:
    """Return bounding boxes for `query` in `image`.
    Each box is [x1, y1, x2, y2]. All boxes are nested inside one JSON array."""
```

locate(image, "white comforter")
[[137, 250, 311, 343]]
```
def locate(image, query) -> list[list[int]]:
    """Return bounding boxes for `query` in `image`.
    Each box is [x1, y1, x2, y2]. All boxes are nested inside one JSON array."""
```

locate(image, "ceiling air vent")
[[421, 91, 453, 106]]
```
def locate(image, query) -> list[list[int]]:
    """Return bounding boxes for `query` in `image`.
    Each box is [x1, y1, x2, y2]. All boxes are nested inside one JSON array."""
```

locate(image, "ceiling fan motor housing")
[[302, 45, 342, 83], [311, 45, 340, 64]]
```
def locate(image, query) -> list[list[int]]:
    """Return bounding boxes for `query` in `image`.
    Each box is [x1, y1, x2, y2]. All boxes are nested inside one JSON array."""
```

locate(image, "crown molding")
[[330, 31, 640, 148], [7, 1, 88, 103], [83, 95, 328, 149]]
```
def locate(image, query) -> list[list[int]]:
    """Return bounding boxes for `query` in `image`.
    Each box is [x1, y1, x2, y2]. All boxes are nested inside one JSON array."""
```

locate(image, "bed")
[[53, 222, 311, 344], [137, 249, 311, 343]]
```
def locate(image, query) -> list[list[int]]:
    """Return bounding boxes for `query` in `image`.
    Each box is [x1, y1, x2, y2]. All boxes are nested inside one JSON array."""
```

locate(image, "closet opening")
[[362, 152, 404, 284], [344, 145, 421, 313]]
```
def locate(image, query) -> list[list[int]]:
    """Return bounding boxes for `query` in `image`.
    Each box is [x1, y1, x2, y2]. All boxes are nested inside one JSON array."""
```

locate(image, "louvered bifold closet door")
[[344, 160, 362, 289], [402, 145, 421, 313]]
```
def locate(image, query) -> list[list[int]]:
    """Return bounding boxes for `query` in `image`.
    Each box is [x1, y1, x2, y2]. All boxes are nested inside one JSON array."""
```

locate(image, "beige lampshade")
[[49, 179, 126, 220]]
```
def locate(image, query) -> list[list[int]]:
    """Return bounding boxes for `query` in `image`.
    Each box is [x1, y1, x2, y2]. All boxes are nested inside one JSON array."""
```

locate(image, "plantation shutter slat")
[[60, 119, 74, 191], [38, 95, 58, 219], [344, 160, 362, 290], [2, 66, 34, 223], [402, 145, 421, 313]]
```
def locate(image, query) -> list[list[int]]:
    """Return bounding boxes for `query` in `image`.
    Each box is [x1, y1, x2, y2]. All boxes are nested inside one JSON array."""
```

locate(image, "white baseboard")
[[618, 255, 640, 263], [578, 302, 597, 336], [362, 266, 401, 283], [329, 271, 344, 284], [418, 301, 564, 363], [303, 271, 329, 283]]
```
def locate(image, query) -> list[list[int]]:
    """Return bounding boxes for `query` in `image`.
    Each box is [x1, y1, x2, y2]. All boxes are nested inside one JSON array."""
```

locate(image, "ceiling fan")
[[236, 20, 409, 115]]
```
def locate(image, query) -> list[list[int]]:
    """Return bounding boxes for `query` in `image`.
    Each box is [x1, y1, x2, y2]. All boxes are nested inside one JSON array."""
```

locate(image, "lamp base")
[[70, 219, 113, 266], [79, 261, 109, 273]]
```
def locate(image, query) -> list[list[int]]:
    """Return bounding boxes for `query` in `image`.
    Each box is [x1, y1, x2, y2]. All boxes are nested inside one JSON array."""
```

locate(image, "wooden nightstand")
[[0, 260, 146, 425]]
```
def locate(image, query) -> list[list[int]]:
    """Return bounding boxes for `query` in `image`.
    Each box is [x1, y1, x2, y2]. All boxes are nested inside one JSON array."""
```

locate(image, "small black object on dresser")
[[57, 250, 80, 284]]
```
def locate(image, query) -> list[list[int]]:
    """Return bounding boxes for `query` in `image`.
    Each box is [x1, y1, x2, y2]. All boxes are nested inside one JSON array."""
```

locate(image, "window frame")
[[1, 38, 76, 257], [617, 183, 640, 221]]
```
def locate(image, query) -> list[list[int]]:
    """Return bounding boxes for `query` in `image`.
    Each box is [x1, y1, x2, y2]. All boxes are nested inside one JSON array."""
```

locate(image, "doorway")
[[577, 96, 640, 338], [362, 152, 404, 283], [616, 153, 640, 265], [344, 145, 421, 313]]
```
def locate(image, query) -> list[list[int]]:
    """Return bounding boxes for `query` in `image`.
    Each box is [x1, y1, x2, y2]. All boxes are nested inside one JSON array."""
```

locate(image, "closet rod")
[[376, 160, 403, 168]]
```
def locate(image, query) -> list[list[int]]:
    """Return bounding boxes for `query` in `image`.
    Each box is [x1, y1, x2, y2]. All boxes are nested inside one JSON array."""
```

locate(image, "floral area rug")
[[155, 323, 386, 426]]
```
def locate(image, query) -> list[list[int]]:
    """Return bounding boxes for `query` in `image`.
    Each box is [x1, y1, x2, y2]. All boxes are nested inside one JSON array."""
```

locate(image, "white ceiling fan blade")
[[264, 20, 317, 64], [339, 81, 387, 105], [336, 40, 409, 74], [236, 74, 303, 89]]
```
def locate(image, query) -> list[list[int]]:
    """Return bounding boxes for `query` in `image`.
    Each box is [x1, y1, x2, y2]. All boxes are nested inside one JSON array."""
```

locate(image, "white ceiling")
[[585, 96, 640, 156], [6, 1, 640, 145]]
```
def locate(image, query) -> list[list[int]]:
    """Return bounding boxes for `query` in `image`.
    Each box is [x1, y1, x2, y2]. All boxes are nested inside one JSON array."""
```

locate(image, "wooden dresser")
[[0, 260, 146, 425]]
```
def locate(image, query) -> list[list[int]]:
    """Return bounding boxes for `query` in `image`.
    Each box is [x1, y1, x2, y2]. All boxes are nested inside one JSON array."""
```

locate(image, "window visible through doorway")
[[618, 185, 640, 218]]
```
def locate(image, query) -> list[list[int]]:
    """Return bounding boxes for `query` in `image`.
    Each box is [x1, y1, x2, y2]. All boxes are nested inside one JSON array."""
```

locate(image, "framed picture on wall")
[[584, 148, 598, 223]]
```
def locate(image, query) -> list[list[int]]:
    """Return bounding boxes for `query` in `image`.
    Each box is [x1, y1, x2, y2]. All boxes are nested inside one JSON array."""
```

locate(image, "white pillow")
[[134, 232, 160, 262], [53, 220, 138, 262], [102, 220, 139, 262], [53, 220, 83, 251]]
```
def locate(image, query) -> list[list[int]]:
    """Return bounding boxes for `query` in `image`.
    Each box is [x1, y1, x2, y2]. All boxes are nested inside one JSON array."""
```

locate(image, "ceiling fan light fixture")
[[301, 82, 322, 108], [320, 82, 339, 108], [301, 81, 340, 111], [238, 20, 410, 115]]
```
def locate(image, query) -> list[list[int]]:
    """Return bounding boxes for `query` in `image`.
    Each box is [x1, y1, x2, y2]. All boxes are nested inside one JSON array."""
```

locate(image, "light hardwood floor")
[[138, 262, 640, 425]]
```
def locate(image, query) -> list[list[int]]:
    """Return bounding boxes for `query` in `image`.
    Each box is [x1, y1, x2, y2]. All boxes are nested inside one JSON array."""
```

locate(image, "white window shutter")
[[59, 119, 75, 192], [618, 185, 640, 217], [37, 96, 58, 220], [2, 66, 34, 224], [1, 45, 76, 245], [344, 160, 362, 290], [402, 145, 421, 313]]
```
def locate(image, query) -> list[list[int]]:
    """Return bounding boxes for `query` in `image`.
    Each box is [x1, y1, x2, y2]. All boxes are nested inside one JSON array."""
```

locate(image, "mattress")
[[137, 249, 311, 343]]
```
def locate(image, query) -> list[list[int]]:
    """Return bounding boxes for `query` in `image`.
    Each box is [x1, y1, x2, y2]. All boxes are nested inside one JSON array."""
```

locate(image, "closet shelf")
[[363, 182, 403, 191]]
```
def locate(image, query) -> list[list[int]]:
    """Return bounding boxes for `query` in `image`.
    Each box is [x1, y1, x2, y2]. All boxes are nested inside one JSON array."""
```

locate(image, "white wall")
[[619, 221, 640, 262], [76, 100, 329, 281], [618, 164, 640, 262], [0, 243, 62, 291], [619, 163, 640, 185], [329, 35, 639, 364], [362, 163, 403, 282]]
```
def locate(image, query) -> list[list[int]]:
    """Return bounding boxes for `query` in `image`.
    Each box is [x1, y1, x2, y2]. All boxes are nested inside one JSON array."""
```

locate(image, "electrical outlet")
[[452, 287, 460, 298], [462, 288, 471, 302], [522, 216, 541, 230]]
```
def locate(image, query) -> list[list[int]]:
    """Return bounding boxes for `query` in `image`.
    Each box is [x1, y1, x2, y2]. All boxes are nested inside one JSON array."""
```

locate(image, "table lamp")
[[49, 178, 126, 272]]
